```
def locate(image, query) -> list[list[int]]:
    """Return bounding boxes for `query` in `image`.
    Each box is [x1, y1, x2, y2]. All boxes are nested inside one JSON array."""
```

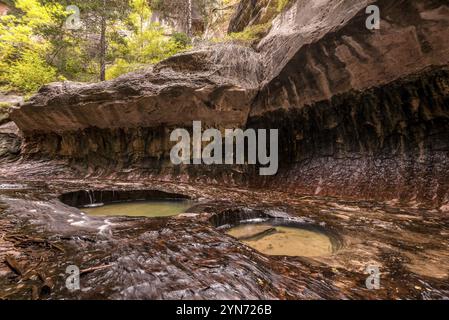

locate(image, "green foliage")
[[0, 102, 12, 108], [129, 0, 152, 27], [106, 27, 190, 80], [0, 0, 62, 93], [220, 0, 289, 45], [132, 26, 186, 62], [105, 1, 191, 79], [105, 59, 142, 80], [226, 23, 272, 44], [172, 32, 191, 47], [0, 0, 193, 89], [276, 0, 290, 12], [3, 50, 57, 93]]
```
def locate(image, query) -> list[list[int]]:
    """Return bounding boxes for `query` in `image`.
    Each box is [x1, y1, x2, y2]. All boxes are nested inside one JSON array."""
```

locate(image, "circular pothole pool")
[[59, 189, 193, 218], [226, 220, 340, 257], [81, 200, 193, 217]]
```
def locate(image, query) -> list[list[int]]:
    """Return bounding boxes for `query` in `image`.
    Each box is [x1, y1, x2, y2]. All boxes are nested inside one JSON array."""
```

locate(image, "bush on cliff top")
[[3, 50, 58, 93]]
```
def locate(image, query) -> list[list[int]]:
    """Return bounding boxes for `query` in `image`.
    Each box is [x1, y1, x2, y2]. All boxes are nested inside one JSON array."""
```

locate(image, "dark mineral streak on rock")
[[9, 0, 449, 207], [0, 122, 22, 160], [248, 67, 449, 207], [228, 0, 277, 34]]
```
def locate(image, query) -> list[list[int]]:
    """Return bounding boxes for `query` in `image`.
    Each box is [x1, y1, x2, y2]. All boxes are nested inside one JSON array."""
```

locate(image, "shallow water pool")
[[82, 200, 192, 217], [227, 222, 336, 257]]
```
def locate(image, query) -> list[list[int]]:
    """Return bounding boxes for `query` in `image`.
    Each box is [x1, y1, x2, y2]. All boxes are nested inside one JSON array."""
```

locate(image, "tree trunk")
[[187, 0, 192, 36], [99, 15, 106, 81], [99, 0, 107, 81]]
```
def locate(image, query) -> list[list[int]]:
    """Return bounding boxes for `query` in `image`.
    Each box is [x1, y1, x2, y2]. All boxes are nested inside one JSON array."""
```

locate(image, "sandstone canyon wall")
[[248, 0, 449, 208], [9, 0, 449, 208]]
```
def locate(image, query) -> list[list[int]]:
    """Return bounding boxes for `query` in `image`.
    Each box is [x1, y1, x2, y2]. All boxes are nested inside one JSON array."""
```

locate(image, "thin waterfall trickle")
[[85, 190, 94, 205]]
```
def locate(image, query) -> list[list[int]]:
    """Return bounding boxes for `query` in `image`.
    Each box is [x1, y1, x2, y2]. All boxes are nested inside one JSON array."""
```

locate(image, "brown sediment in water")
[[0, 179, 447, 300], [81, 200, 193, 218], [227, 224, 335, 257]]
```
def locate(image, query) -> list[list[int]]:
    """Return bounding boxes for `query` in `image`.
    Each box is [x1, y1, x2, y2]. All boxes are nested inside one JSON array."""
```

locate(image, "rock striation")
[[13, 44, 262, 133], [8, 0, 449, 208], [246, 0, 449, 208]]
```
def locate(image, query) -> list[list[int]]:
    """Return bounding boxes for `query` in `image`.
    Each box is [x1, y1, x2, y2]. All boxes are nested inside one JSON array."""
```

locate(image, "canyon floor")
[[0, 160, 448, 300]]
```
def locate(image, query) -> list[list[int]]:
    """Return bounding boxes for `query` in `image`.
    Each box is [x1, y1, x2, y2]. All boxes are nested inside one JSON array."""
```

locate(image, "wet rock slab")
[[0, 179, 448, 300]]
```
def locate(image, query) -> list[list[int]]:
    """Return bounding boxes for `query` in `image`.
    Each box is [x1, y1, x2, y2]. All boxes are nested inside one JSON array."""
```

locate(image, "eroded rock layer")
[[12, 44, 262, 134], [245, 0, 449, 207], [248, 67, 449, 208], [253, 0, 449, 112], [7, 0, 449, 208]]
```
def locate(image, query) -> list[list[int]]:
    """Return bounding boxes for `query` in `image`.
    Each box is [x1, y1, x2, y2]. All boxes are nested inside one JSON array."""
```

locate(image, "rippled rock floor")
[[0, 172, 448, 300]]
